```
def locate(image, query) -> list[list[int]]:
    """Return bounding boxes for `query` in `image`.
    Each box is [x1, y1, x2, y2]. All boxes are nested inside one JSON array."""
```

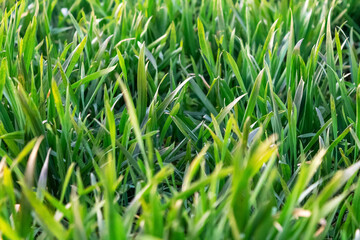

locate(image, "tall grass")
[[1, 0, 360, 239]]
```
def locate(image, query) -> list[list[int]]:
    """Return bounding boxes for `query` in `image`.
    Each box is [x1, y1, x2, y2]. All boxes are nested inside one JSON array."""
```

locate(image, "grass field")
[[1, 0, 360, 239]]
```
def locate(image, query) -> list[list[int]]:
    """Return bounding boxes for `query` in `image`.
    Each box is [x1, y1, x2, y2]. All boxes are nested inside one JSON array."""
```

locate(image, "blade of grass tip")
[[159, 102, 180, 144], [258, 19, 278, 64], [334, 30, 343, 77], [17, 136, 44, 237], [197, 18, 214, 67], [174, 167, 232, 201], [37, 148, 51, 200], [216, 93, 247, 124], [116, 141, 145, 179], [157, 76, 193, 117], [71, 65, 117, 89], [24, 136, 44, 188], [172, 115, 198, 143], [81, 57, 119, 117], [303, 119, 332, 153], [224, 51, 247, 95], [170, 21, 176, 52], [116, 48, 127, 82], [294, 79, 304, 114], [60, 162, 75, 203], [137, 42, 147, 122], [220, 116, 234, 163], [182, 144, 210, 190], [189, 79, 218, 115], [65, 36, 87, 78], [327, 124, 353, 154], [11, 138, 37, 171], [241, 69, 264, 128], [229, 28, 236, 56], [118, 76, 150, 177], [58, 61, 79, 111], [211, 113, 223, 141], [248, 135, 278, 176]]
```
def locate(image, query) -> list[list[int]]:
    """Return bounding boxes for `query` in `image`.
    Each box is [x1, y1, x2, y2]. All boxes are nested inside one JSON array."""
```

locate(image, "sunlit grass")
[[1, 0, 360, 239]]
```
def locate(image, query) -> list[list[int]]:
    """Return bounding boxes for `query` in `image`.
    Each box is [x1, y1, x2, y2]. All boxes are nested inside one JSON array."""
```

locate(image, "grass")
[[1, 0, 360, 239]]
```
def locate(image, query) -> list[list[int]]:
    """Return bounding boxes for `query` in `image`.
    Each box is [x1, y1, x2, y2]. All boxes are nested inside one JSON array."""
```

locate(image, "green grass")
[[1, 0, 360, 239]]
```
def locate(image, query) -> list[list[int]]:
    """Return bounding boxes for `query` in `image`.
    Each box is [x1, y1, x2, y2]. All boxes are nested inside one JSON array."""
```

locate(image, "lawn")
[[1, 0, 360, 239]]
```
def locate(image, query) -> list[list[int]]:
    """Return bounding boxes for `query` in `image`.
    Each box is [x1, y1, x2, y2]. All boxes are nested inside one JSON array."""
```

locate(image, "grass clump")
[[1, 0, 360, 239]]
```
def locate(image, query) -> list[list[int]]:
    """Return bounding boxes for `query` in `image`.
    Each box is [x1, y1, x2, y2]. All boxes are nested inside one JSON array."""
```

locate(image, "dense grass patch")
[[1, 0, 360, 239]]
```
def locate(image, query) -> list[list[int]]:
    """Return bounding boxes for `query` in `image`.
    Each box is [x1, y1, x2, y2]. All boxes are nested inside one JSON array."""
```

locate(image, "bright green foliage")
[[1, 0, 360, 239]]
